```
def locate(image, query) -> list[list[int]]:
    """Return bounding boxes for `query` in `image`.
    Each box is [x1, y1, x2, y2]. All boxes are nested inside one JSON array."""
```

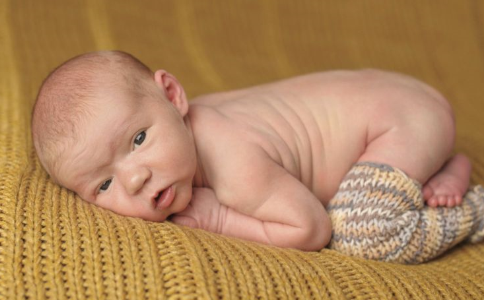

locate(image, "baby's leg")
[[326, 78, 483, 263], [423, 153, 472, 207], [327, 162, 484, 264], [357, 98, 458, 199]]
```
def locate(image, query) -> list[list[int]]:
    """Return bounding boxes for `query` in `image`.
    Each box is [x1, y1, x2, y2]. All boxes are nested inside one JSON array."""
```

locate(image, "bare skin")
[[189, 69, 469, 207], [39, 63, 471, 251]]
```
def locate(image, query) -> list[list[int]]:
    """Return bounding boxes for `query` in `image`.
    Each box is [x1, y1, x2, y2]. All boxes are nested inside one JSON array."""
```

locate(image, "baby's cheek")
[[171, 188, 193, 214]]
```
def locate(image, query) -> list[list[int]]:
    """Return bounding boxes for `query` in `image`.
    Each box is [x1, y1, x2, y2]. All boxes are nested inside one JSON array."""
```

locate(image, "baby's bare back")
[[189, 69, 452, 206]]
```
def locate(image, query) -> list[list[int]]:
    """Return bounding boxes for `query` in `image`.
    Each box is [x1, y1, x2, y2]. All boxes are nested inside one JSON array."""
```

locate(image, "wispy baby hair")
[[31, 50, 154, 181]]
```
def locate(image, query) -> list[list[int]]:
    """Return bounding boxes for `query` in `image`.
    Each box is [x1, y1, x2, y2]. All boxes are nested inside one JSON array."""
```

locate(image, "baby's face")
[[55, 88, 197, 222]]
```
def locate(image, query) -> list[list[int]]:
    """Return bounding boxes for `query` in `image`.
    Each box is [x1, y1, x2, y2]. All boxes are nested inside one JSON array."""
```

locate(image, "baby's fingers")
[[169, 215, 199, 228]]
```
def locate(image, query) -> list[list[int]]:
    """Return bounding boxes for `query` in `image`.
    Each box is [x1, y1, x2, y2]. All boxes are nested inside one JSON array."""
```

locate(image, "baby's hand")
[[169, 188, 227, 233], [172, 185, 331, 250]]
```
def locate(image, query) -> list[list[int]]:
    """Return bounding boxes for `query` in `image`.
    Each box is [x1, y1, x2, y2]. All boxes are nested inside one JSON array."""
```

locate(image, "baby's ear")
[[153, 70, 188, 116]]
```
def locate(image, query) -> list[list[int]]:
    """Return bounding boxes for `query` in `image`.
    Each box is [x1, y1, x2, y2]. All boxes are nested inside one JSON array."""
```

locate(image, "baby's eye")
[[134, 131, 146, 148], [98, 179, 112, 193]]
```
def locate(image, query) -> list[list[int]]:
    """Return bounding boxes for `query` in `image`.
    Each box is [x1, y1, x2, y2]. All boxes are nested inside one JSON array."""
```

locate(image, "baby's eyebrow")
[[71, 173, 96, 202], [82, 117, 136, 197], [108, 118, 133, 151]]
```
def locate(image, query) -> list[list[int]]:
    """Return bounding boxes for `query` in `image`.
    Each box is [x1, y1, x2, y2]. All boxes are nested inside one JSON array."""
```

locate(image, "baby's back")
[[189, 69, 449, 205]]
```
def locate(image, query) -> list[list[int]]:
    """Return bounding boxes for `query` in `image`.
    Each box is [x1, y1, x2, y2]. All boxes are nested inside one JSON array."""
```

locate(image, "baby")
[[32, 50, 481, 259]]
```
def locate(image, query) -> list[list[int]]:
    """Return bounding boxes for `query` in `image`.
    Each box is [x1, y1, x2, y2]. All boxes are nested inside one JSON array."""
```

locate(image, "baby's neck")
[[184, 114, 206, 188]]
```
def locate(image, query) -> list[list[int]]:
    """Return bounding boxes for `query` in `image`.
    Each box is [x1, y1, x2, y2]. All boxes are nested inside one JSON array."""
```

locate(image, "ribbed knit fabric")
[[328, 162, 484, 264], [2, 1, 484, 299], [3, 163, 484, 299]]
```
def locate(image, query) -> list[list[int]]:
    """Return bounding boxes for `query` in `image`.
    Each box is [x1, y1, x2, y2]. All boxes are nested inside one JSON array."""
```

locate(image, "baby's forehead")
[[33, 51, 159, 177], [53, 101, 137, 180]]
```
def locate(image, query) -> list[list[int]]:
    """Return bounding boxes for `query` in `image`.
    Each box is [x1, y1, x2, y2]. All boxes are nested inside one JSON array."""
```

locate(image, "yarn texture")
[[2, 1, 484, 298], [328, 162, 484, 264]]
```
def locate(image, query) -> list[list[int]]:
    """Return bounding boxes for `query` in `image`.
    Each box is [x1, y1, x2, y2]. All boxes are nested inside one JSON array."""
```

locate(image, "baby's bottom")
[[357, 103, 471, 208], [327, 162, 484, 264]]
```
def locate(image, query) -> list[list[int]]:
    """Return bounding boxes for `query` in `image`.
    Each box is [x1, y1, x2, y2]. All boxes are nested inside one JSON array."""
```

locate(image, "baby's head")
[[32, 50, 197, 221]]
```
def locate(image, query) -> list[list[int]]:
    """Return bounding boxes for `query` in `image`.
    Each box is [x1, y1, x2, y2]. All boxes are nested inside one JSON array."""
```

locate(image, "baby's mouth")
[[155, 191, 163, 202], [153, 186, 175, 210], [153, 190, 164, 207]]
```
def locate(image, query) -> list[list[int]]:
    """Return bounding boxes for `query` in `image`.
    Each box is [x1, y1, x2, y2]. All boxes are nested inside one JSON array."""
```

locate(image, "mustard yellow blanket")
[[1, 1, 484, 299]]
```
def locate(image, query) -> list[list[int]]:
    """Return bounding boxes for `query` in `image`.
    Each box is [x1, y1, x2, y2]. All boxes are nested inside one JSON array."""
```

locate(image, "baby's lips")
[[155, 186, 175, 210]]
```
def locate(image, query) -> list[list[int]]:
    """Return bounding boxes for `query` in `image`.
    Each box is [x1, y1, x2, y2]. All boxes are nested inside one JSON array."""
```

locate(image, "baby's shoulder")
[[188, 104, 269, 167], [188, 104, 281, 197]]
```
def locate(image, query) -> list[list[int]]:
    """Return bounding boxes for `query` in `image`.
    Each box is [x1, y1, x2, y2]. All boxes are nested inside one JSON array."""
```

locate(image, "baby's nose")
[[124, 166, 152, 195]]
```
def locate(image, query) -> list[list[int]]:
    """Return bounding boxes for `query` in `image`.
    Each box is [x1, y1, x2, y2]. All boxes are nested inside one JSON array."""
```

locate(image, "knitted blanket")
[[2, 1, 484, 299], [1, 160, 483, 299]]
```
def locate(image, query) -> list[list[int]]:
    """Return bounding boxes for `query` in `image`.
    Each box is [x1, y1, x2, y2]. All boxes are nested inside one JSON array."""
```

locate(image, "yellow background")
[[1, 1, 483, 299]]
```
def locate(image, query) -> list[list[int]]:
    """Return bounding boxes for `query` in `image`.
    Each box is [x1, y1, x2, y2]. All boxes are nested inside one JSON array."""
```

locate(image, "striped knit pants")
[[327, 162, 484, 264]]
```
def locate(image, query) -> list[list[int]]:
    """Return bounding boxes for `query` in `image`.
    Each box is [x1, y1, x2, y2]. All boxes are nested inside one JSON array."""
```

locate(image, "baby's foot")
[[422, 154, 472, 208]]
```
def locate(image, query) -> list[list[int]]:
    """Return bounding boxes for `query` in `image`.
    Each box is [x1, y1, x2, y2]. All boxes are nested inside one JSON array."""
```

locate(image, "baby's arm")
[[233, 166, 332, 251], [173, 155, 332, 251], [171, 188, 300, 246]]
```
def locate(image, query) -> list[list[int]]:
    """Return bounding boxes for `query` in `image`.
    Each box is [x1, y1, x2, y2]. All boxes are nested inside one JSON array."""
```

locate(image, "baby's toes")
[[454, 195, 463, 206], [438, 195, 449, 207], [446, 196, 456, 208], [422, 185, 434, 200], [427, 194, 463, 208], [427, 196, 439, 207]]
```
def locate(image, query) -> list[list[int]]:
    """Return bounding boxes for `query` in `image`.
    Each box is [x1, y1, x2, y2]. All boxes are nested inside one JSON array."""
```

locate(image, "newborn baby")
[[32, 50, 478, 256]]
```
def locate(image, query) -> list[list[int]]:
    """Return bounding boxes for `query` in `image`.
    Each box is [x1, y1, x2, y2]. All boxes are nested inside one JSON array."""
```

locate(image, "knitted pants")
[[327, 162, 484, 264]]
